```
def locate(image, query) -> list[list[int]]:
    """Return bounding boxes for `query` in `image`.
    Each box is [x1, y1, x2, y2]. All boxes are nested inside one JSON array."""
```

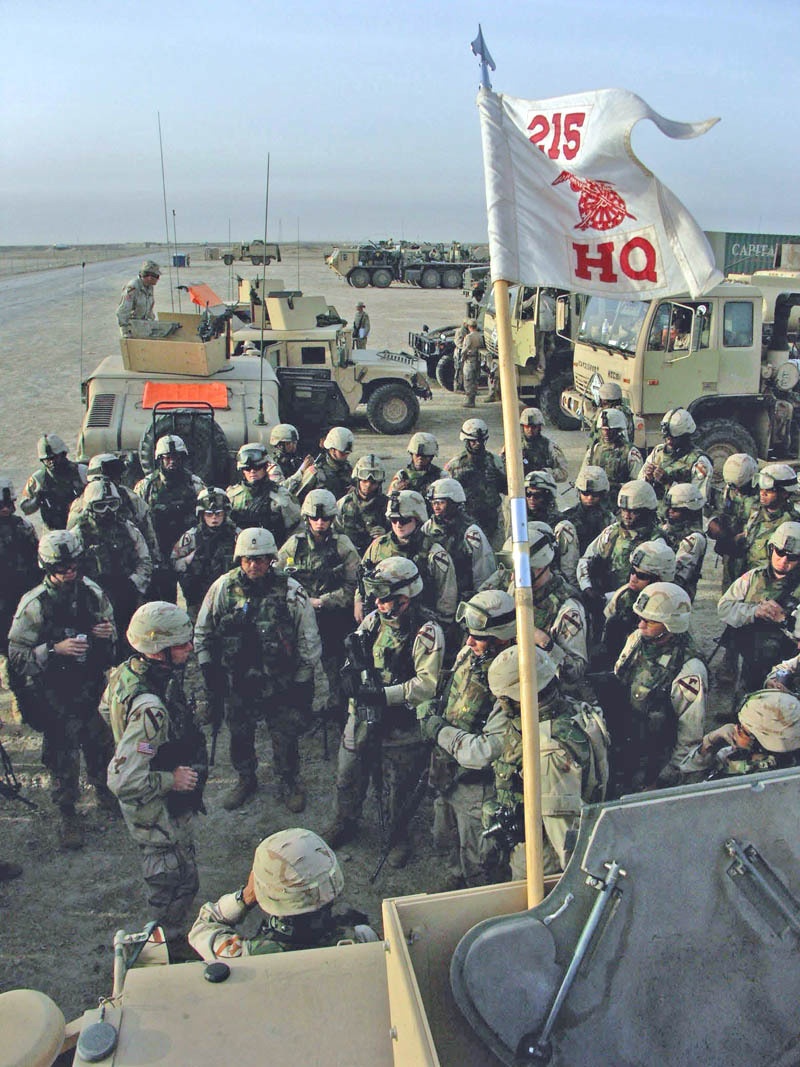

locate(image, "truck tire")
[[442, 268, 462, 289], [695, 418, 757, 483], [436, 354, 456, 392], [349, 267, 370, 288], [372, 268, 393, 288], [264, 257, 273, 265], [540, 370, 581, 431], [139, 414, 232, 486], [251, 256, 263, 265], [222, 254, 234, 266], [420, 268, 441, 289], [366, 383, 420, 435]]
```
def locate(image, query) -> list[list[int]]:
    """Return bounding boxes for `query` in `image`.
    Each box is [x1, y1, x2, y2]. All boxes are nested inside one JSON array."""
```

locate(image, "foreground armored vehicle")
[[325, 240, 490, 290]]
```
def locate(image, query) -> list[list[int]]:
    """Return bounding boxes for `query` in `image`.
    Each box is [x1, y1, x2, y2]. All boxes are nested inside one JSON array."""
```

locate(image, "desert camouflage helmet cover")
[[575, 465, 610, 494], [386, 489, 427, 524], [665, 482, 705, 511], [269, 423, 299, 446], [237, 442, 269, 469], [323, 426, 354, 453], [407, 431, 438, 456], [428, 477, 467, 504], [503, 521, 556, 570], [301, 488, 338, 519], [524, 469, 558, 495], [633, 581, 691, 633], [155, 434, 188, 458], [596, 407, 628, 434], [768, 521, 800, 555], [0, 476, 15, 502], [127, 601, 193, 654], [519, 407, 545, 427], [83, 479, 120, 506], [598, 382, 623, 401], [618, 480, 657, 511], [487, 644, 557, 703], [140, 259, 161, 276], [456, 589, 516, 640], [738, 689, 800, 752], [87, 453, 123, 479], [253, 828, 344, 916], [234, 526, 278, 560], [661, 407, 696, 437], [722, 453, 758, 488], [37, 433, 68, 459], [758, 463, 799, 492], [629, 539, 677, 581], [460, 418, 490, 442], [364, 555, 423, 599], [352, 454, 386, 483], [38, 529, 82, 566], [197, 487, 230, 513]]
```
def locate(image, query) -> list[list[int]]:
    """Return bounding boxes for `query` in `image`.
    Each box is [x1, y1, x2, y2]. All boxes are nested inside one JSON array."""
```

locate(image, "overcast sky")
[[1, 0, 796, 245]]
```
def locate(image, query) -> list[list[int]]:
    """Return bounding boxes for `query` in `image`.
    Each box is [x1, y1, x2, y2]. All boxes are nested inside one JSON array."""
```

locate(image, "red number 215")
[[527, 111, 585, 161]]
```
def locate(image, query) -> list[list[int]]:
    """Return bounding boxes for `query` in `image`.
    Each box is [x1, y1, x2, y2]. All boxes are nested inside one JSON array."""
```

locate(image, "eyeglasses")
[[772, 547, 800, 561], [525, 490, 547, 499], [52, 563, 78, 575], [630, 567, 657, 581], [579, 489, 601, 498], [390, 516, 415, 526], [203, 509, 225, 517]]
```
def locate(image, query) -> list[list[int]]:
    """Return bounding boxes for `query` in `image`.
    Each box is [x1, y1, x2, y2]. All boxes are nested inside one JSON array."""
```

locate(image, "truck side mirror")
[[556, 295, 568, 333]]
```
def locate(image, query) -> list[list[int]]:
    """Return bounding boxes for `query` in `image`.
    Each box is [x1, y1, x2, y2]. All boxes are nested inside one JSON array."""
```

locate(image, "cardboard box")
[[119, 315, 227, 376]]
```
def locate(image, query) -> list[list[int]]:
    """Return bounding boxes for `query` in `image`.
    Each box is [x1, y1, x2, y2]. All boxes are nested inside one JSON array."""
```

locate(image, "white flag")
[[477, 86, 723, 299]]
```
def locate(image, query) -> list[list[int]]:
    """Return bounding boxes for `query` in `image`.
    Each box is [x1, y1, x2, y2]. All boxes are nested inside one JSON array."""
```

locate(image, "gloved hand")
[[581, 586, 605, 608], [358, 676, 387, 708], [420, 714, 447, 743], [340, 665, 359, 700], [201, 663, 224, 695]]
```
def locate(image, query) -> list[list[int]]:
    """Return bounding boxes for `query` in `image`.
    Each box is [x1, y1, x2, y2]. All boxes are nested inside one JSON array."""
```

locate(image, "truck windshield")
[[578, 296, 649, 354]]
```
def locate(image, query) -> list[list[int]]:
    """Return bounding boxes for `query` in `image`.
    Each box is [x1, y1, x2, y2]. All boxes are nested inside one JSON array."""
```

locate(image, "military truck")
[[325, 240, 490, 290], [220, 240, 281, 267], [559, 269, 800, 473]]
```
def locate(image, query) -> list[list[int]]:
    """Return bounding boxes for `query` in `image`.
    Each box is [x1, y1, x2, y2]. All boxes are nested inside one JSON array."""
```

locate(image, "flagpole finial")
[[471, 24, 496, 90]]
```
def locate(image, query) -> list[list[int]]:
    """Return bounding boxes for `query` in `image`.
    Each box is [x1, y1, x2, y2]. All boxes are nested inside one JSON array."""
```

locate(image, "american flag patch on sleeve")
[[137, 741, 156, 756]]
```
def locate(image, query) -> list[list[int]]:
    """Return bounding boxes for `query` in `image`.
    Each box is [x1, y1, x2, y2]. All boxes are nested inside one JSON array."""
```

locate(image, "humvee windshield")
[[578, 296, 649, 354]]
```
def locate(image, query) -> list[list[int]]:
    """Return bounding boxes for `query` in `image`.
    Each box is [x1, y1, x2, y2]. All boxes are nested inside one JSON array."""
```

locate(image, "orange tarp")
[[142, 382, 229, 409], [185, 283, 226, 308]]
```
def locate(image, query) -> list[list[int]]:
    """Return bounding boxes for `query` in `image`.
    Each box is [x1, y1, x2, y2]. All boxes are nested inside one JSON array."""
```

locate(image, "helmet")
[[466, 317, 478, 327], [352, 454, 386, 484], [356, 301, 365, 309], [0, 477, 16, 505], [598, 382, 623, 402], [140, 259, 161, 277], [323, 427, 353, 453], [237, 443, 269, 470], [242, 341, 260, 354], [632, 581, 691, 633], [84, 479, 120, 511], [196, 487, 230, 515], [301, 489, 338, 520], [86, 453, 124, 481], [428, 478, 466, 504], [758, 463, 799, 492], [575, 466, 610, 494], [768, 521, 800, 556], [596, 407, 628, 435], [487, 645, 557, 703], [722, 453, 758, 489], [661, 408, 696, 438], [364, 556, 423, 600], [460, 418, 490, 443], [456, 590, 516, 640], [502, 521, 555, 569], [386, 490, 427, 524], [154, 434, 188, 459], [37, 433, 68, 460], [524, 469, 557, 496], [519, 408, 545, 428], [407, 432, 439, 457], [38, 530, 82, 569], [618, 480, 657, 511], [665, 483, 704, 512], [738, 690, 800, 753], [252, 828, 344, 917], [234, 527, 277, 560], [127, 601, 193, 654], [269, 423, 299, 447], [629, 540, 677, 581]]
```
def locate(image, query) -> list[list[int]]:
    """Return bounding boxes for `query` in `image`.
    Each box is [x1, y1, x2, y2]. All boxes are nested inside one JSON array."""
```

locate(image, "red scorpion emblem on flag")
[[553, 170, 636, 232]]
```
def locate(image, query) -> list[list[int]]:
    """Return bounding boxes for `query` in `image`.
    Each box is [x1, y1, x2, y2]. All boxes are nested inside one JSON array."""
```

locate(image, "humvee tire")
[[541, 370, 581, 431], [139, 411, 233, 486], [372, 268, 392, 288], [222, 254, 234, 266], [251, 256, 263, 265], [349, 268, 370, 288], [366, 383, 420, 435], [436, 354, 456, 392]]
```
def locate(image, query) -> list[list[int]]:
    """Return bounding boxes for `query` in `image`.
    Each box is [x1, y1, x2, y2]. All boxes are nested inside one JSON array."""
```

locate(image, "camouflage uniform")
[[461, 329, 484, 403], [135, 468, 205, 599], [714, 484, 758, 589], [765, 652, 800, 695], [19, 461, 87, 531], [72, 511, 152, 636], [577, 519, 664, 596], [387, 462, 444, 498], [353, 307, 370, 349], [171, 518, 240, 614], [601, 585, 640, 667], [445, 448, 506, 539], [194, 566, 322, 789], [562, 498, 616, 554], [519, 434, 569, 484], [587, 403, 635, 444], [531, 572, 589, 684], [69, 482, 160, 566], [659, 516, 707, 601], [582, 439, 643, 499], [718, 565, 800, 691], [741, 504, 797, 573], [335, 488, 390, 555], [526, 500, 580, 585], [0, 513, 39, 659], [285, 453, 353, 505], [226, 479, 299, 544], [101, 655, 204, 941], [421, 513, 496, 600], [639, 442, 712, 512], [8, 575, 116, 809], [269, 449, 304, 482], [359, 529, 458, 626], [117, 275, 155, 334]]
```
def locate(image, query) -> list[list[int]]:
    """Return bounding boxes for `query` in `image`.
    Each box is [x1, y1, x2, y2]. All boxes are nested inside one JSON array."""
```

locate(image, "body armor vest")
[[282, 532, 347, 598], [228, 481, 287, 543], [180, 522, 239, 605], [140, 472, 199, 554], [38, 464, 85, 529], [216, 571, 295, 697]]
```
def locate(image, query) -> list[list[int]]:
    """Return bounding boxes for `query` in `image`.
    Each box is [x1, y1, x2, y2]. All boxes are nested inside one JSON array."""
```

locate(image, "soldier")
[[336, 454, 390, 554], [72, 480, 152, 639], [195, 528, 322, 813], [764, 613, 800, 695], [515, 407, 569, 483], [189, 828, 376, 959], [452, 318, 470, 392], [523, 470, 580, 584], [486, 645, 609, 877], [421, 590, 517, 888], [357, 490, 458, 628], [599, 540, 677, 669], [582, 408, 643, 499], [101, 602, 205, 958], [0, 477, 39, 686], [387, 432, 443, 497], [117, 259, 160, 336], [562, 466, 615, 553], [285, 426, 355, 504], [135, 435, 206, 601], [8, 531, 117, 849], [171, 488, 240, 617], [460, 319, 484, 408], [587, 381, 635, 443], [423, 478, 495, 600], [68, 453, 160, 567], [325, 558, 445, 868], [268, 423, 304, 481], [718, 521, 800, 692], [226, 442, 300, 544], [19, 433, 87, 531], [729, 463, 800, 574], [657, 482, 707, 601], [445, 419, 506, 542], [353, 301, 370, 349], [639, 408, 713, 512], [606, 582, 707, 795], [706, 452, 759, 590]]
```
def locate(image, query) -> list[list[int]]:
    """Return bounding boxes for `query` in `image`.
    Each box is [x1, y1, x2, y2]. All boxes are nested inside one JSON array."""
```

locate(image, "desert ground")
[[0, 244, 728, 1026]]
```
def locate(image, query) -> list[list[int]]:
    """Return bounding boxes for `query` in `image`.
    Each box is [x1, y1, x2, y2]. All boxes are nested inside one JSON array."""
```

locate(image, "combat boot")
[[94, 784, 120, 817], [462, 397, 476, 408], [222, 774, 257, 811], [387, 838, 410, 869], [59, 807, 84, 850], [324, 815, 358, 848], [0, 860, 22, 882], [284, 781, 307, 814]]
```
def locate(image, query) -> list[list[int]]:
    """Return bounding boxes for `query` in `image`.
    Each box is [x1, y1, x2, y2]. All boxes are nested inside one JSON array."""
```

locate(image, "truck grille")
[[85, 394, 115, 427], [572, 367, 591, 394], [486, 335, 498, 357]]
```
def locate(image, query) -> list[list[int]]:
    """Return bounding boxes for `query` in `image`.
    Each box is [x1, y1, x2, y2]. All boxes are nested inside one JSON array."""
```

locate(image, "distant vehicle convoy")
[[325, 239, 489, 289], [220, 240, 281, 267]]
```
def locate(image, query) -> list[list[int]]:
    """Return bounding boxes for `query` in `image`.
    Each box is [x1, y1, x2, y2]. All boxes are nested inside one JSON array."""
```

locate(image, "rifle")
[[371, 760, 431, 882], [0, 737, 36, 809], [482, 803, 523, 854], [341, 629, 385, 834], [356, 559, 377, 618]]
